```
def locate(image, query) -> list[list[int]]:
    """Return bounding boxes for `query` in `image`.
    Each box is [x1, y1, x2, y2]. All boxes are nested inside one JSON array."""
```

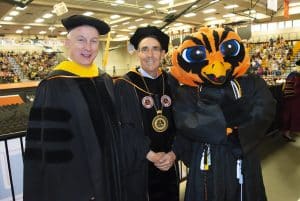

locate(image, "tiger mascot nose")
[[202, 52, 232, 85]]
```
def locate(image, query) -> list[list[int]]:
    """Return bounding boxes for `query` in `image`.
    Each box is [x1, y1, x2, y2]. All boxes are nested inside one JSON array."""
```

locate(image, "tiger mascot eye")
[[171, 26, 249, 86], [170, 27, 276, 201]]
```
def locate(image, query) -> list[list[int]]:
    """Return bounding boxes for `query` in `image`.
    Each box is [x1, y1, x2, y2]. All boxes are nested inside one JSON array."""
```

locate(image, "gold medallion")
[[152, 110, 168, 133]]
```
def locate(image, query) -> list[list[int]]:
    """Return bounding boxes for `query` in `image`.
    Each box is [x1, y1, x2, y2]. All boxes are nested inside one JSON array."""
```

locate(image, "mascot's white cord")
[[237, 159, 243, 201], [230, 80, 242, 99]]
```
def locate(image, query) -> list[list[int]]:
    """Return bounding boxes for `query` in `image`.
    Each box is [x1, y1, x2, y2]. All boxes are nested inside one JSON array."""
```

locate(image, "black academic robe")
[[172, 74, 276, 201], [23, 70, 122, 201], [114, 69, 179, 201]]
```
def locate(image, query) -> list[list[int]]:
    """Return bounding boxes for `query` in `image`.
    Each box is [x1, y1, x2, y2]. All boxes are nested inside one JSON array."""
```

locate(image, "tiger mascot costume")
[[170, 27, 276, 201]]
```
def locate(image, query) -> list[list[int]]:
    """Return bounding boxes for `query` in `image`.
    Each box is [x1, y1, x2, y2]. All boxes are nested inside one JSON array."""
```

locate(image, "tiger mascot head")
[[171, 27, 250, 87]]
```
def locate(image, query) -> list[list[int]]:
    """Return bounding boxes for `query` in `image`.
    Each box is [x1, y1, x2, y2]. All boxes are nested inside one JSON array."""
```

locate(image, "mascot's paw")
[[221, 97, 252, 127]]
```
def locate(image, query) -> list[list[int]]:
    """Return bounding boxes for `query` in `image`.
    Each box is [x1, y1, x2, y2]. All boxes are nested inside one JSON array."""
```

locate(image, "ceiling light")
[[110, 31, 116, 34], [158, 0, 173, 5], [60, 31, 68, 35], [204, 17, 216, 21], [35, 18, 44, 23], [111, 25, 119, 28], [3, 16, 13, 21], [43, 13, 53, 18], [174, 23, 183, 27], [140, 23, 148, 27], [115, 0, 125, 4], [223, 13, 236, 18], [224, 4, 239, 9], [128, 26, 137, 29], [144, 4, 154, 9], [192, 5, 198, 8], [203, 8, 216, 14], [110, 15, 120, 19], [49, 26, 56, 31], [9, 11, 19, 16], [144, 10, 153, 15], [23, 26, 31, 29], [153, 20, 163, 24], [254, 13, 270, 19], [122, 21, 130, 25], [135, 18, 143, 22], [243, 9, 256, 14], [16, 6, 27, 10], [168, 10, 176, 14], [39, 31, 47, 35], [0, 25, 2, 28], [184, 13, 196, 17], [83, 12, 94, 16], [16, 29, 23, 34], [210, 0, 219, 4]]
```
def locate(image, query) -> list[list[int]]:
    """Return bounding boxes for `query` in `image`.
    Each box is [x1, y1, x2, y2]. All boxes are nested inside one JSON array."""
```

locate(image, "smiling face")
[[137, 37, 165, 77], [65, 25, 100, 67]]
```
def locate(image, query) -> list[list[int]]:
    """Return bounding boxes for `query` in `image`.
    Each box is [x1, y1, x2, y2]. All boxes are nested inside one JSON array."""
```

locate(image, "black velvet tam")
[[296, 59, 300, 66], [61, 15, 110, 35], [130, 26, 169, 52]]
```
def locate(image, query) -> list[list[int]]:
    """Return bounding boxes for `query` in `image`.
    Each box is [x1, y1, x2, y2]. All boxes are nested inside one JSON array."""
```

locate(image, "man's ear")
[[160, 50, 166, 59], [65, 38, 70, 48]]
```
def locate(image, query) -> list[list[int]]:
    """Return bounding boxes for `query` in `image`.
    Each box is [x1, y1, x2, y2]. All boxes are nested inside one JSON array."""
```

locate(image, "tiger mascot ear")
[[171, 27, 250, 87]]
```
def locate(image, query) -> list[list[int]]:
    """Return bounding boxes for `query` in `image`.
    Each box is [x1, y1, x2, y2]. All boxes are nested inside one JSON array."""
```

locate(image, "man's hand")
[[146, 150, 165, 163], [154, 151, 176, 171]]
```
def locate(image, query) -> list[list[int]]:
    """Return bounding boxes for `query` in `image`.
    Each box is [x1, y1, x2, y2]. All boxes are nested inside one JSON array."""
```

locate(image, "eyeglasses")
[[138, 46, 162, 54]]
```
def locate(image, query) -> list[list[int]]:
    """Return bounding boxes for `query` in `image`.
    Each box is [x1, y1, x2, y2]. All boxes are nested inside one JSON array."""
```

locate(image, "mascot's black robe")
[[23, 69, 122, 201], [173, 74, 276, 201], [114, 68, 181, 201]]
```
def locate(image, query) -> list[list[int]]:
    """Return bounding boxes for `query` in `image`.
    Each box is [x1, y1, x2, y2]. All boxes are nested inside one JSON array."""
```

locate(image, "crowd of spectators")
[[247, 36, 295, 77], [0, 50, 59, 83], [0, 36, 299, 84]]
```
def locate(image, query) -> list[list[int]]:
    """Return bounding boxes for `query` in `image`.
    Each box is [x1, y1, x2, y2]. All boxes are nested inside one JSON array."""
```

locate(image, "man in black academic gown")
[[23, 15, 122, 201], [115, 26, 182, 201]]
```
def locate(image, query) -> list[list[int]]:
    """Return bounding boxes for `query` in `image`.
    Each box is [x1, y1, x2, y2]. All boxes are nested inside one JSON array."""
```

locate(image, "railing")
[[0, 131, 26, 201], [0, 130, 188, 201]]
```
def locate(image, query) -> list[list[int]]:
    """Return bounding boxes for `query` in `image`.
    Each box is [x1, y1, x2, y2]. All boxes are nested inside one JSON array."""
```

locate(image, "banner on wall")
[[284, 0, 290, 18], [267, 0, 278, 11]]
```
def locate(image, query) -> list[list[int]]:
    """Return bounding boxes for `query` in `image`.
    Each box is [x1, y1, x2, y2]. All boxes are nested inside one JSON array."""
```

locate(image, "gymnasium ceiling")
[[0, 0, 300, 41]]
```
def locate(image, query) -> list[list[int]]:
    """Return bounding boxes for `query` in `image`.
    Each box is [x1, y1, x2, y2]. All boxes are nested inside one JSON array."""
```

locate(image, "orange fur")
[[171, 27, 250, 86]]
